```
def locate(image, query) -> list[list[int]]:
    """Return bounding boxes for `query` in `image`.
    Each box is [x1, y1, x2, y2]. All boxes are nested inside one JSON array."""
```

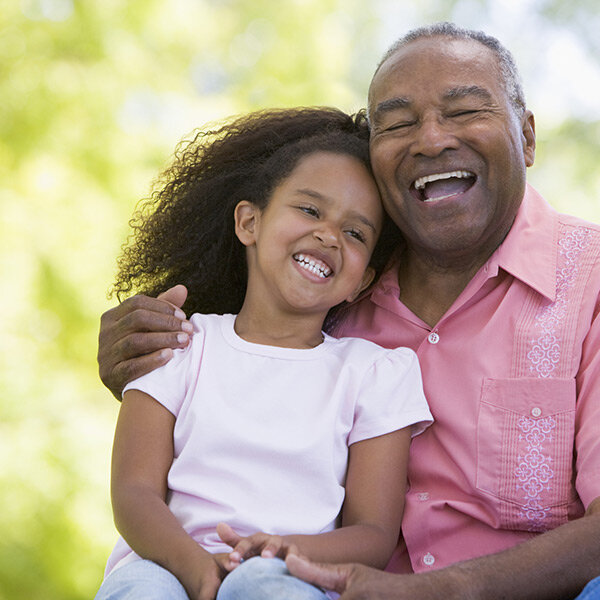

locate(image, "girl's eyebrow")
[[295, 188, 378, 232]]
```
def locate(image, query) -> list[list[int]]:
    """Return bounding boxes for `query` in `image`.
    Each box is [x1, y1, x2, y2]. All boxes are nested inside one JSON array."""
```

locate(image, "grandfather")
[[98, 23, 600, 600]]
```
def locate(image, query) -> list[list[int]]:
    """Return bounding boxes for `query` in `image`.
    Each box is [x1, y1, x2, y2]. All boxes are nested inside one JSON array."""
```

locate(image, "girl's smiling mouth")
[[293, 253, 333, 278]]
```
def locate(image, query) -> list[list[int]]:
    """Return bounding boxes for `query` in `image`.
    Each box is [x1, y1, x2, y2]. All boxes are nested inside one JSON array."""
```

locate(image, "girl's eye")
[[299, 206, 320, 218], [346, 229, 366, 243]]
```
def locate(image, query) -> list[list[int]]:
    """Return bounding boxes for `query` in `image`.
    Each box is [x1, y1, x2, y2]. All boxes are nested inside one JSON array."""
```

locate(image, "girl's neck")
[[234, 304, 326, 349]]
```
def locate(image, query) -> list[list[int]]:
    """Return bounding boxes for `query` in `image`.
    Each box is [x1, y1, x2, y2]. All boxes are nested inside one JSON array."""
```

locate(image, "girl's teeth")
[[294, 254, 331, 278]]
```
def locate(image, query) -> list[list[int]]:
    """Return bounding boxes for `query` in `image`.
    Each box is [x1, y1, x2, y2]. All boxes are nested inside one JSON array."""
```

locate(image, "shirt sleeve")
[[348, 346, 433, 446], [122, 314, 206, 417], [574, 293, 600, 509]]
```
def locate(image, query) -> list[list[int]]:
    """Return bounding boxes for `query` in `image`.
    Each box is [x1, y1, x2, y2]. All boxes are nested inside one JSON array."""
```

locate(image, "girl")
[[96, 107, 432, 600]]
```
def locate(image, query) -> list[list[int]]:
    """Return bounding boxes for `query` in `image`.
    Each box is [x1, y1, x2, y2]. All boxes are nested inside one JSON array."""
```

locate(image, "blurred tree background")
[[0, 0, 598, 598]]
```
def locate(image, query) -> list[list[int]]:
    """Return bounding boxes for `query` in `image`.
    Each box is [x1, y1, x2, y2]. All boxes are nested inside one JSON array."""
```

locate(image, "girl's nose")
[[313, 224, 340, 247]]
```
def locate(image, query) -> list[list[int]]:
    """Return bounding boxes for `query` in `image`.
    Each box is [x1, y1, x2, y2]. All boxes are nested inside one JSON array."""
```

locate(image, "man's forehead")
[[379, 36, 494, 71], [369, 37, 501, 104]]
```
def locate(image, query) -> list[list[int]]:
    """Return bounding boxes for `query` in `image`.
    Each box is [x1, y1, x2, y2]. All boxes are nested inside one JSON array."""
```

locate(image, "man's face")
[[368, 37, 535, 267]]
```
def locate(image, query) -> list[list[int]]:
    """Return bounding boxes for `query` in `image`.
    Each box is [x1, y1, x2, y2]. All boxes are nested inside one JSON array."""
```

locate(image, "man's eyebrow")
[[372, 87, 494, 121], [372, 96, 411, 121], [295, 188, 378, 232], [444, 85, 494, 102]]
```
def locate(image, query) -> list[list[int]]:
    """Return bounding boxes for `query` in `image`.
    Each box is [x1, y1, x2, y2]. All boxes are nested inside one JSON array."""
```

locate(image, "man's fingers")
[[285, 555, 351, 594], [157, 284, 188, 309], [105, 292, 189, 326], [115, 305, 191, 337], [107, 349, 174, 396], [114, 330, 190, 360], [97, 289, 192, 398]]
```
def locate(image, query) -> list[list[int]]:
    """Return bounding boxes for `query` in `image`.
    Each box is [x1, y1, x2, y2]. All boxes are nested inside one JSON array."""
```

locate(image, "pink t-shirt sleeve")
[[349, 346, 432, 446], [122, 317, 206, 416]]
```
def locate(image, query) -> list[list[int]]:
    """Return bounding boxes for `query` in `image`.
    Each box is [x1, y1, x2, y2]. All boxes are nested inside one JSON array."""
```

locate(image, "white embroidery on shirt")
[[515, 415, 556, 530], [526, 227, 591, 378], [517, 226, 590, 530]]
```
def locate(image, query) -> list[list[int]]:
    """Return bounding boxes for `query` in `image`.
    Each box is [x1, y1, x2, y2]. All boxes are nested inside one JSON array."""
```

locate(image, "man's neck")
[[397, 252, 487, 328]]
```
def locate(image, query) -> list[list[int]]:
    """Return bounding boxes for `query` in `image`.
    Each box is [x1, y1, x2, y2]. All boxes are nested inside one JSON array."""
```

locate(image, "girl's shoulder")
[[181, 313, 236, 356], [190, 313, 235, 335], [325, 334, 419, 371], [189, 312, 235, 333]]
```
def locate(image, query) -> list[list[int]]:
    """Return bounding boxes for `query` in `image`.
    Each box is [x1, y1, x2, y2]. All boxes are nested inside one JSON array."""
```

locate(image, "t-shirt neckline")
[[220, 314, 334, 360]]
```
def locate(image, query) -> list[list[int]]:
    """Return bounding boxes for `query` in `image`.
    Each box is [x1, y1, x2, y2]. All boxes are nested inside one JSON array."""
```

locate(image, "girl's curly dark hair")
[[111, 106, 401, 330]]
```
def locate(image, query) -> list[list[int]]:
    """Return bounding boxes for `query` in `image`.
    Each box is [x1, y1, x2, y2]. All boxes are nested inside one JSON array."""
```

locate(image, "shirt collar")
[[371, 183, 558, 306], [488, 183, 557, 302]]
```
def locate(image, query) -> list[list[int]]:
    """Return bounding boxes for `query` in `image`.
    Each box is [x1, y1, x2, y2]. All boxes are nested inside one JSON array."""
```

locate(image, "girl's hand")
[[179, 553, 227, 600], [216, 522, 299, 568]]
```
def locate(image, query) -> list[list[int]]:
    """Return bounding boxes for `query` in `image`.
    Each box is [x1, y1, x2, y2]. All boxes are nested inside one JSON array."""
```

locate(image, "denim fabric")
[[94, 559, 188, 600], [576, 576, 600, 600], [216, 556, 329, 600]]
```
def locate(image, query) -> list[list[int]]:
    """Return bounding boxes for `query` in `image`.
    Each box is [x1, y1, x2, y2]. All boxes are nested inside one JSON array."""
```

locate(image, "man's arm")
[[97, 285, 192, 399], [287, 498, 600, 600]]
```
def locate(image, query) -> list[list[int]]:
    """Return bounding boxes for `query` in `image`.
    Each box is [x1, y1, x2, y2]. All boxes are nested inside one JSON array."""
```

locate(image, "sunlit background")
[[1, 1, 599, 598]]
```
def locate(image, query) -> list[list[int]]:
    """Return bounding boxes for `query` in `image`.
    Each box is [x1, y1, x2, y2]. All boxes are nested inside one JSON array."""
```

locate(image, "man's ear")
[[346, 266, 376, 303], [522, 110, 536, 168], [234, 201, 260, 246]]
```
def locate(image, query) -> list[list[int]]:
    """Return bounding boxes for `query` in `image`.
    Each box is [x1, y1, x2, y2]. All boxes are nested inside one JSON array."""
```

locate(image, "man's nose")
[[410, 116, 459, 157]]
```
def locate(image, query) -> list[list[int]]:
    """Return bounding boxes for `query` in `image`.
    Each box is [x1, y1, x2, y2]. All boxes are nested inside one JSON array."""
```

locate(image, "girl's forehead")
[[271, 152, 383, 224]]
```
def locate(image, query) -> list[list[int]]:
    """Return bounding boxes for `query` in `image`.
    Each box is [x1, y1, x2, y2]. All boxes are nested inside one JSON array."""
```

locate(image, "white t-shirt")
[[105, 313, 432, 576]]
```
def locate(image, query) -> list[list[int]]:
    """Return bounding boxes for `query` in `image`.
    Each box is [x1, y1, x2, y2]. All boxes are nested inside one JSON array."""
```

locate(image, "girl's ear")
[[346, 266, 376, 303], [234, 201, 260, 246]]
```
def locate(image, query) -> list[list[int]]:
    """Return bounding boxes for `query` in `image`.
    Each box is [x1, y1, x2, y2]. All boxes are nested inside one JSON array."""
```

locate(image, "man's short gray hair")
[[373, 22, 526, 117]]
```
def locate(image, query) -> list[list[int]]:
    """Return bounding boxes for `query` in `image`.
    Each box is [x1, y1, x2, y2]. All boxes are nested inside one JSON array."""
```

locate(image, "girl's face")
[[235, 151, 383, 319]]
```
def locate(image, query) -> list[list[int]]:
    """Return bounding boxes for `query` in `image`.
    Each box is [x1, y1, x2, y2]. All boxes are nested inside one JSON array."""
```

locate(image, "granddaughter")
[[95, 107, 432, 600]]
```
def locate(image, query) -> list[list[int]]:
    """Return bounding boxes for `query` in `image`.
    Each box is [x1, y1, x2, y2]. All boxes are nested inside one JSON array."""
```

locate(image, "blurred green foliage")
[[0, 1, 598, 598]]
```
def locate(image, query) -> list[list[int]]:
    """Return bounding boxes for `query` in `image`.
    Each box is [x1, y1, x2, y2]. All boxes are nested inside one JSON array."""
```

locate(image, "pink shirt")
[[338, 184, 600, 573]]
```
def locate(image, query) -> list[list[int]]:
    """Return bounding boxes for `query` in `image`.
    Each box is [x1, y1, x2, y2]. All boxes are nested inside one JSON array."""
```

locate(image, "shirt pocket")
[[476, 377, 576, 532]]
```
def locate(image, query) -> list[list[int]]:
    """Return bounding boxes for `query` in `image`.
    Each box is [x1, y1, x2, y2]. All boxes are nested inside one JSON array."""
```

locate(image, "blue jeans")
[[95, 556, 329, 600], [94, 559, 188, 599], [576, 576, 600, 600], [217, 556, 329, 600]]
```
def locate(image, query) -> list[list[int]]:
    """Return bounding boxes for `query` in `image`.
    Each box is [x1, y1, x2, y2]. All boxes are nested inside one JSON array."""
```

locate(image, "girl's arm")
[[220, 426, 412, 569], [111, 389, 226, 600]]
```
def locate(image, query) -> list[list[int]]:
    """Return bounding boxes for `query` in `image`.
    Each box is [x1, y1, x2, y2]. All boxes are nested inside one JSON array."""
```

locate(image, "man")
[[98, 23, 600, 599]]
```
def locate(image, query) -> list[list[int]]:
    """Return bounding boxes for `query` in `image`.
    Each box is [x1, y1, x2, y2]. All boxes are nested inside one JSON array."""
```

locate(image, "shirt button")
[[423, 553, 435, 566], [531, 407, 542, 418], [428, 332, 440, 344], [417, 492, 430, 501]]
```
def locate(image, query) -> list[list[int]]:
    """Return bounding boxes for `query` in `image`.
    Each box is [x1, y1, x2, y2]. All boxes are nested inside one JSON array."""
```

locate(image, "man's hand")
[[285, 555, 390, 599], [217, 522, 299, 569], [285, 555, 451, 600], [97, 285, 192, 399]]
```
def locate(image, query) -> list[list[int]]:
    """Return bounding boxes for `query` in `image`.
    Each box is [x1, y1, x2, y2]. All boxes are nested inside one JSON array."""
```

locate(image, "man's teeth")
[[294, 254, 332, 278], [414, 170, 473, 190]]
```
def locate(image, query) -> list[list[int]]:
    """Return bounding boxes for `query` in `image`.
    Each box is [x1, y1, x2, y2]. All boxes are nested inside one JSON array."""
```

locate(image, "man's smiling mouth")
[[412, 170, 476, 202]]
